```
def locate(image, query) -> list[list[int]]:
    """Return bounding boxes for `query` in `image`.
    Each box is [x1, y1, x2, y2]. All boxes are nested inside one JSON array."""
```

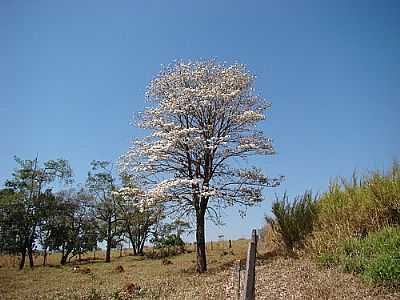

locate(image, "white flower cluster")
[[113, 186, 156, 211], [119, 60, 278, 208]]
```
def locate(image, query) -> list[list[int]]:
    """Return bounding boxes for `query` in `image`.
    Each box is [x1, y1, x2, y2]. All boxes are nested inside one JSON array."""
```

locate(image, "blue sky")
[[1, 0, 399, 241]]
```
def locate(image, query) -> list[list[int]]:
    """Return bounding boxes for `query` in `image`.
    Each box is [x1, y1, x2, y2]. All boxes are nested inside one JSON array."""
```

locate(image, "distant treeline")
[[0, 157, 189, 270]]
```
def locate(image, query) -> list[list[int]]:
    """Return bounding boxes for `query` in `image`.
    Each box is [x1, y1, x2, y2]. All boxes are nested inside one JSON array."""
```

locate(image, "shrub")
[[266, 191, 317, 253], [152, 234, 185, 250], [319, 226, 400, 287]]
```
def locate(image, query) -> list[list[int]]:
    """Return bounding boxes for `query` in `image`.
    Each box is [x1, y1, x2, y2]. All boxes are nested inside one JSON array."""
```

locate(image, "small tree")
[[117, 176, 164, 256], [3, 156, 72, 269], [169, 219, 191, 242], [36, 191, 60, 266], [119, 59, 281, 272], [0, 188, 25, 256], [87, 161, 121, 263], [46, 189, 97, 265], [151, 219, 190, 255]]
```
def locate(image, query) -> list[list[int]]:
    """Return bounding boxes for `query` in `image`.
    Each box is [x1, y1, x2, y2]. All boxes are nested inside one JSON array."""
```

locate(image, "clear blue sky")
[[1, 0, 399, 241]]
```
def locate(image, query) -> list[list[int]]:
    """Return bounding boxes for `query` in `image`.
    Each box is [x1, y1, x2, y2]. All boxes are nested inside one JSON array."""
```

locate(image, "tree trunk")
[[128, 232, 137, 256], [78, 239, 81, 262], [60, 248, 72, 265], [43, 248, 47, 266], [139, 239, 145, 255], [105, 217, 112, 263], [19, 248, 26, 270], [196, 209, 207, 273], [60, 254, 67, 265], [106, 239, 111, 262], [27, 246, 34, 268], [61, 244, 65, 264]]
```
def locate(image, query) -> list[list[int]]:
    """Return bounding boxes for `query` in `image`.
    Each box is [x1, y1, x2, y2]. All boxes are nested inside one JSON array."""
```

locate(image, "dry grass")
[[2, 240, 399, 299], [308, 164, 400, 255], [255, 257, 400, 300], [0, 240, 248, 300]]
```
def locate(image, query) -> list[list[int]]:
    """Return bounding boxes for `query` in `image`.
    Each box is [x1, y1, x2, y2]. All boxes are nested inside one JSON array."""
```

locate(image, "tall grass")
[[308, 162, 400, 254]]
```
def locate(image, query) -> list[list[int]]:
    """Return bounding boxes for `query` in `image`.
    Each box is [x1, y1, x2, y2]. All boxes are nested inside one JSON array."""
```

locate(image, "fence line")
[[238, 229, 257, 300]]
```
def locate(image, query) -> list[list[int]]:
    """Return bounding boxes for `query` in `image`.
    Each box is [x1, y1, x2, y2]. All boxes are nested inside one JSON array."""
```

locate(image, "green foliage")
[[1, 156, 74, 269], [0, 188, 26, 254], [364, 254, 400, 286], [45, 189, 99, 264], [317, 252, 338, 268], [318, 226, 400, 287], [266, 191, 317, 252], [152, 234, 185, 249], [151, 219, 190, 250]]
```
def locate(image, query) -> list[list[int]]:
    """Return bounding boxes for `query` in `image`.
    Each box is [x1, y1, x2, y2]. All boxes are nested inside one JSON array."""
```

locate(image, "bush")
[[266, 191, 317, 252], [152, 234, 185, 250], [318, 226, 400, 287]]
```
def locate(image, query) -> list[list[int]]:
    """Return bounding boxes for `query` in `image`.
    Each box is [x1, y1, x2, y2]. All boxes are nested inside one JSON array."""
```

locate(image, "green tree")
[[3, 156, 72, 269], [0, 188, 25, 256], [46, 189, 98, 265], [35, 190, 59, 266], [87, 161, 121, 263], [151, 219, 190, 253]]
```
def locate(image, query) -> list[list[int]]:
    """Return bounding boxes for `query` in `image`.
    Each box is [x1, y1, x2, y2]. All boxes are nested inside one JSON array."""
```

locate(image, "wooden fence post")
[[235, 259, 241, 300], [241, 229, 257, 300]]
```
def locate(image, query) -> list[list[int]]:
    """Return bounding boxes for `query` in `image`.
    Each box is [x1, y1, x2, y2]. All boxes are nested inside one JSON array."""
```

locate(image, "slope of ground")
[[254, 257, 400, 300]]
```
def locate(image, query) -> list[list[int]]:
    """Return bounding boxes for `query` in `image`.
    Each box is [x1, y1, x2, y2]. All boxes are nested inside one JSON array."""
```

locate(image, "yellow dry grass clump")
[[309, 163, 400, 254]]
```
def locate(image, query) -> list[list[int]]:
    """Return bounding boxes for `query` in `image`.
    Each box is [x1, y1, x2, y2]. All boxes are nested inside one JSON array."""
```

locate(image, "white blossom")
[[119, 59, 281, 221]]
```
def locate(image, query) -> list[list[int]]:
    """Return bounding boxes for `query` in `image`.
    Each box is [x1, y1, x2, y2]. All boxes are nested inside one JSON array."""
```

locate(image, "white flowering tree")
[[117, 176, 164, 256], [119, 60, 281, 272]]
